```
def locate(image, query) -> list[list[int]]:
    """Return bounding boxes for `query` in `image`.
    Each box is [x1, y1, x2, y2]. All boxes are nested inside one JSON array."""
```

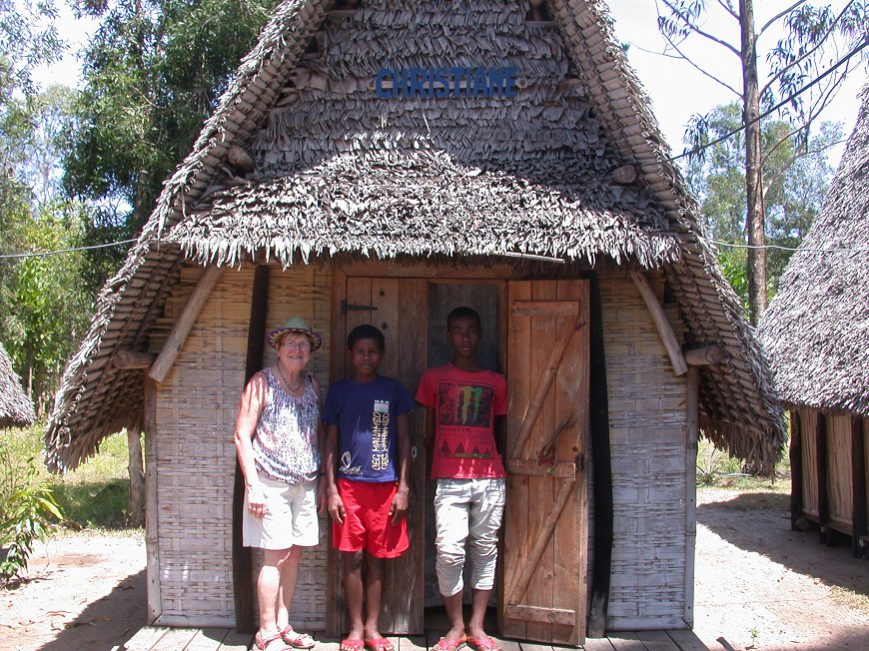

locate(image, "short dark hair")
[[347, 324, 385, 350], [447, 306, 481, 329]]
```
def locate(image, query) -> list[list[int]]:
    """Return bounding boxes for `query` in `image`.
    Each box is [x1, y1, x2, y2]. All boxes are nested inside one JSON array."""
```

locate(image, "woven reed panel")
[[799, 408, 819, 518], [597, 270, 688, 629], [153, 263, 331, 627], [154, 266, 252, 623], [826, 414, 854, 528]]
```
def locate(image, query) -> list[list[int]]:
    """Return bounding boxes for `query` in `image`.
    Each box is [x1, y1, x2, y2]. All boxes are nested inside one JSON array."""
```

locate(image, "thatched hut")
[[46, 0, 784, 644], [758, 87, 869, 557], [1, 343, 35, 429]]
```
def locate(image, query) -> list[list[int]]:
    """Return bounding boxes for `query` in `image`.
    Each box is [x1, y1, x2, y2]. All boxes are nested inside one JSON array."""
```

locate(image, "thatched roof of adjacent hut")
[[45, 0, 785, 472], [1, 343, 35, 429], [758, 87, 869, 417]]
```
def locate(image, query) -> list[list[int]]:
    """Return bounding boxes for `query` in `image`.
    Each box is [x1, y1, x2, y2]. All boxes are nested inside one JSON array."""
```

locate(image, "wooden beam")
[[143, 378, 161, 623], [232, 265, 269, 633], [684, 345, 724, 367], [629, 271, 688, 376], [148, 266, 224, 384], [851, 416, 867, 557], [127, 425, 145, 528], [113, 350, 157, 370], [587, 273, 613, 639], [684, 368, 699, 628], [790, 410, 803, 530]]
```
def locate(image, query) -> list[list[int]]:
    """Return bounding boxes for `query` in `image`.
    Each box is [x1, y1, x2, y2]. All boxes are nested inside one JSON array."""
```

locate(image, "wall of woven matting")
[[598, 269, 689, 630], [152, 263, 331, 627]]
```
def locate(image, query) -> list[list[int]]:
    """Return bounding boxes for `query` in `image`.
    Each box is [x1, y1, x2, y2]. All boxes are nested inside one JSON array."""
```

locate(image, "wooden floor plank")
[[665, 630, 708, 651], [149, 627, 200, 650], [399, 634, 428, 651], [634, 631, 677, 651], [606, 632, 647, 651], [520, 642, 554, 651], [581, 638, 616, 650], [499, 637, 524, 651], [314, 636, 341, 651], [122, 626, 170, 651], [184, 628, 230, 650], [218, 629, 253, 650]]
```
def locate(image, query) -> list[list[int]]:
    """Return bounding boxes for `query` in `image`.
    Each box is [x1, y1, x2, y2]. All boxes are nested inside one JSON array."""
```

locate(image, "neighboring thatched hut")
[[1, 343, 35, 429], [46, 0, 784, 644], [758, 87, 869, 557]]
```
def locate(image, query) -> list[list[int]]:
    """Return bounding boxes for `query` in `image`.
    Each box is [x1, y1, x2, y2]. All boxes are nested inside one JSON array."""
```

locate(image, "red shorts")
[[332, 479, 409, 559]]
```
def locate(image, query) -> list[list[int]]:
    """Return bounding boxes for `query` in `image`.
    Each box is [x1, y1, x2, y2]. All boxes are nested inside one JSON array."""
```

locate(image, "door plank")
[[503, 604, 576, 626], [507, 477, 577, 604]]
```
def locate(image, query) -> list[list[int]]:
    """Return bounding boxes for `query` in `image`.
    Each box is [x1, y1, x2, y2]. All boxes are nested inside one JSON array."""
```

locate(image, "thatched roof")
[[758, 86, 869, 417], [45, 0, 785, 472], [1, 343, 35, 429]]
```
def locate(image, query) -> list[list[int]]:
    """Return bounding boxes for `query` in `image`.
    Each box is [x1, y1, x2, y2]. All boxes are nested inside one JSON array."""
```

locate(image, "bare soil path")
[[1, 489, 867, 650]]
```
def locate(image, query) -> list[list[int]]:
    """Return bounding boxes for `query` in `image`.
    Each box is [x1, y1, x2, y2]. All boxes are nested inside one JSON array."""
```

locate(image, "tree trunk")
[[128, 426, 145, 528], [740, 0, 767, 325]]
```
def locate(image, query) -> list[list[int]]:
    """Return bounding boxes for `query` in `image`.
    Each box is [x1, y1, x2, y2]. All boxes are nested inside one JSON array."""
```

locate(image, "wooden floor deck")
[[117, 628, 711, 651]]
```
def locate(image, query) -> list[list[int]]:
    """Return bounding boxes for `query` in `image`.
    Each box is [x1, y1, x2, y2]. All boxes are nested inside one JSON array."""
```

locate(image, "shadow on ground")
[[39, 568, 146, 651], [697, 492, 868, 598]]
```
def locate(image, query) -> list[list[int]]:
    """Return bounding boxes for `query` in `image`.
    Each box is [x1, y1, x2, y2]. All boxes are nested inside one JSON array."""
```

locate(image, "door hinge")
[[341, 300, 378, 315]]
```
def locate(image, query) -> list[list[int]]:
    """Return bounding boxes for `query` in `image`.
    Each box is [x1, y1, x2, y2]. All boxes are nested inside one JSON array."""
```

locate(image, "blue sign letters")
[[375, 66, 518, 99]]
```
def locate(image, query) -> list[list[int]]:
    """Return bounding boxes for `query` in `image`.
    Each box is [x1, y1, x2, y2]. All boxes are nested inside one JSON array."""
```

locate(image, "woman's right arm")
[[234, 372, 268, 517]]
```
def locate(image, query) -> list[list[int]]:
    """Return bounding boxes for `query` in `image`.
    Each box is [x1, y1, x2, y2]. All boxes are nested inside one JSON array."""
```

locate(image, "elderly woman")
[[235, 316, 326, 651]]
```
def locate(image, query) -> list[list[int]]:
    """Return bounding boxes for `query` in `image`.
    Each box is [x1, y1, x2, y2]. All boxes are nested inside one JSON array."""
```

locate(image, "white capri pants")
[[434, 477, 506, 597]]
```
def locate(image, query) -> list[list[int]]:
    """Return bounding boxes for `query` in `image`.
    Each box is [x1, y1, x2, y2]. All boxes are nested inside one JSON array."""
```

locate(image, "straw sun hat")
[[267, 316, 323, 351]]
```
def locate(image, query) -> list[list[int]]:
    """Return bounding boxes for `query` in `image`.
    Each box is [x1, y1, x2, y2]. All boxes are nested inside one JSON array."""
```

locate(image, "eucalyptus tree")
[[685, 102, 840, 313], [656, 0, 866, 324]]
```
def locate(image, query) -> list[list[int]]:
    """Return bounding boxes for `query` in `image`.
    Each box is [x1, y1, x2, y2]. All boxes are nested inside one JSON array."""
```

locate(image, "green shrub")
[[0, 440, 63, 586]]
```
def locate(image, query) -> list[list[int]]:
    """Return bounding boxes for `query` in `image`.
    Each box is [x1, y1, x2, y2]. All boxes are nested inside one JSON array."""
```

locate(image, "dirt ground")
[[1, 489, 867, 651]]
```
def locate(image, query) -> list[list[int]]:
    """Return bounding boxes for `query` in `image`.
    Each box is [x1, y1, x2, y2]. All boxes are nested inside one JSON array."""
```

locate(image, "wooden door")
[[327, 275, 428, 635], [501, 280, 589, 646]]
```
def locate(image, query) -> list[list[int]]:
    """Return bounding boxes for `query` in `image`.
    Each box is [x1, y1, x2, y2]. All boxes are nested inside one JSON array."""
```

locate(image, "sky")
[[35, 0, 866, 165]]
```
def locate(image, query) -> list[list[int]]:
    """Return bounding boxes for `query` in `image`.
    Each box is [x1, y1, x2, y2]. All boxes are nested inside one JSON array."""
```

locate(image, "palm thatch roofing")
[[1, 342, 35, 429], [45, 0, 785, 472], [758, 86, 869, 417]]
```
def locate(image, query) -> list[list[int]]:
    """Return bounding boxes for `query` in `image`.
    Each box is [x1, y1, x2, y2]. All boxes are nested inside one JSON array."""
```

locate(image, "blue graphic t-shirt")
[[323, 376, 415, 483]]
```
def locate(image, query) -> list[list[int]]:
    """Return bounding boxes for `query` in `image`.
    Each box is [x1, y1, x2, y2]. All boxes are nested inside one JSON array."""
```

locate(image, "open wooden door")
[[501, 280, 589, 646], [327, 274, 427, 635]]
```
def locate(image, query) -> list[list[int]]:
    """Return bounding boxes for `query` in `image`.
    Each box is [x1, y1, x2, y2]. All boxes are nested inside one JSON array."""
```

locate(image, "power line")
[[0, 239, 137, 260], [669, 38, 868, 163], [712, 240, 869, 253]]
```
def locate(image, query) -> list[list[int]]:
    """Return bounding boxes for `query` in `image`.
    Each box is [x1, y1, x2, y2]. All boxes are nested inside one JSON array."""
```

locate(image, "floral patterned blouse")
[[252, 368, 320, 483]]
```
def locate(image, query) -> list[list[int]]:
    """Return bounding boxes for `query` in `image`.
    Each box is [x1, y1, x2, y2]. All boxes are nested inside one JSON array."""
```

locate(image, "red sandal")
[[465, 636, 502, 651], [364, 637, 395, 651], [280, 625, 316, 649], [255, 631, 292, 651]]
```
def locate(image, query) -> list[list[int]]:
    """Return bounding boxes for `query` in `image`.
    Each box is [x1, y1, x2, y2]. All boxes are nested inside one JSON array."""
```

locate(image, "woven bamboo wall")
[[152, 263, 331, 627], [597, 269, 689, 630], [826, 414, 854, 529], [799, 408, 819, 518]]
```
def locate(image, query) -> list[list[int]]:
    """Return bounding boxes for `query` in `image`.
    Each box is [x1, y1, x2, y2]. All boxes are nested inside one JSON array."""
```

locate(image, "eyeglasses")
[[281, 341, 311, 351]]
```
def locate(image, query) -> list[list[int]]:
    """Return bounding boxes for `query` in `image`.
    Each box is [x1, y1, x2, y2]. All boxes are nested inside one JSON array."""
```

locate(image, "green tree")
[[64, 0, 281, 283], [656, 0, 866, 324], [685, 102, 839, 312]]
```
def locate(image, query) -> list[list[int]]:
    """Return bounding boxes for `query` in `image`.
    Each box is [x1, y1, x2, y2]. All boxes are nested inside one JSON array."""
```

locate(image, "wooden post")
[[629, 271, 688, 376], [143, 377, 161, 623], [149, 265, 224, 383], [851, 416, 867, 557], [816, 412, 829, 544], [684, 367, 699, 628], [587, 273, 613, 639], [233, 265, 270, 633], [127, 424, 145, 528], [790, 410, 803, 530]]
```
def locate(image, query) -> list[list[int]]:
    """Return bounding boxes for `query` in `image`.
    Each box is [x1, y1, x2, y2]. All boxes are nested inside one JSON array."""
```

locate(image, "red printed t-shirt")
[[415, 363, 507, 479]]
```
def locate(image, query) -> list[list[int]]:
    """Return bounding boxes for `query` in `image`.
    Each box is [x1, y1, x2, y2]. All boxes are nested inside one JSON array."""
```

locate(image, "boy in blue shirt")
[[323, 325, 414, 651]]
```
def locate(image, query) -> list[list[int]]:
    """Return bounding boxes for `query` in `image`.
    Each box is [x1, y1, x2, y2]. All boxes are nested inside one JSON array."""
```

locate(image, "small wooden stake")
[[630, 270, 688, 376]]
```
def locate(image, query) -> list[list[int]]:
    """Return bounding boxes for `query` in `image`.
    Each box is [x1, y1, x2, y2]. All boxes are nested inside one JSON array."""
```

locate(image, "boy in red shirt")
[[415, 307, 507, 651]]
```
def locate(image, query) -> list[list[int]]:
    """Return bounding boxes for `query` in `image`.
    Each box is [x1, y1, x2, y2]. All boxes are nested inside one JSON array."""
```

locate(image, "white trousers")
[[433, 477, 506, 597]]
